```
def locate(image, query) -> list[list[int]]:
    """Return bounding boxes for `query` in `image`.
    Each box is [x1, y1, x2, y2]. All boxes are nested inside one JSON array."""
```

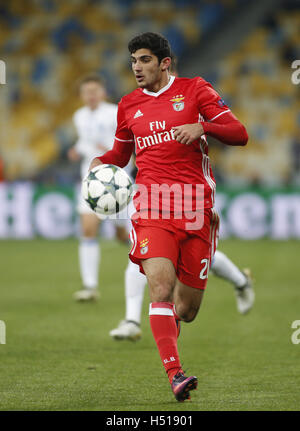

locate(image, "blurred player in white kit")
[[68, 75, 130, 300]]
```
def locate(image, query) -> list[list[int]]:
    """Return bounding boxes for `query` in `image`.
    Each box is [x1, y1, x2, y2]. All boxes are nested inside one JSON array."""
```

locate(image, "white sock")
[[79, 238, 100, 289], [210, 250, 246, 288], [125, 260, 147, 325]]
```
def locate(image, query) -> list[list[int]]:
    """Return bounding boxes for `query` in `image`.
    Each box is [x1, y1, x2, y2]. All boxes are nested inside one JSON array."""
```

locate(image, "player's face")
[[131, 49, 167, 91], [80, 81, 106, 110]]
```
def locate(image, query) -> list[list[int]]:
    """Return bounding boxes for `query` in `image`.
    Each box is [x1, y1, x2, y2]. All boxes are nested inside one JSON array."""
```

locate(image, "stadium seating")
[[211, 7, 300, 185], [0, 0, 299, 185]]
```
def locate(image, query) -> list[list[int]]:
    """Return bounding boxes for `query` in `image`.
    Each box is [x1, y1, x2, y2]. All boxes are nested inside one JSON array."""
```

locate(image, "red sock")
[[149, 302, 183, 384]]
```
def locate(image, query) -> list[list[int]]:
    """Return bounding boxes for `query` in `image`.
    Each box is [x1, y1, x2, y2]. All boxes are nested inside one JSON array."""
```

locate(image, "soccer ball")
[[82, 164, 133, 217]]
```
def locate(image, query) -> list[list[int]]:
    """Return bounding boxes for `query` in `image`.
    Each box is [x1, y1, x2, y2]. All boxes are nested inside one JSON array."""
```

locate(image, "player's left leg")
[[210, 250, 255, 314], [173, 281, 205, 323]]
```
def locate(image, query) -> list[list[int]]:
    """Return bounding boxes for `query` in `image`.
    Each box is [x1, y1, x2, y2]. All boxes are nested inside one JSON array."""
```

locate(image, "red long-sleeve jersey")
[[99, 76, 248, 215]]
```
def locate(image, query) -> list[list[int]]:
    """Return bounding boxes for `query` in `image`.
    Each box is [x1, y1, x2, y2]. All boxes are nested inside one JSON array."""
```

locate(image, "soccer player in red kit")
[[90, 32, 248, 402]]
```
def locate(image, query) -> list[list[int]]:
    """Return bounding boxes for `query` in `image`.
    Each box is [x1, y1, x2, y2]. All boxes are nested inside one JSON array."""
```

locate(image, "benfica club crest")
[[140, 238, 149, 255], [170, 95, 185, 112]]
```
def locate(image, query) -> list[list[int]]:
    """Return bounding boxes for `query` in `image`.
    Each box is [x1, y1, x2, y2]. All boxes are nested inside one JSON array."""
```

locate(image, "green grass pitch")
[[0, 238, 299, 411]]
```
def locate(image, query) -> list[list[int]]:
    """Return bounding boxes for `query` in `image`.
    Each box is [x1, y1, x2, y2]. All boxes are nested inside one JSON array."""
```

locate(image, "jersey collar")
[[142, 75, 175, 97]]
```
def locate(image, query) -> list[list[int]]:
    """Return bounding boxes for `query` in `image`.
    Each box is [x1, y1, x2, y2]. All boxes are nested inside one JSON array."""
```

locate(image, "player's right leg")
[[142, 256, 198, 402], [74, 212, 101, 301], [129, 221, 199, 401], [142, 256, 183, 378]]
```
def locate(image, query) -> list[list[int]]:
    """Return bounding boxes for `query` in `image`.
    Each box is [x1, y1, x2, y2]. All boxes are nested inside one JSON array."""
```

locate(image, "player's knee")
[[150, 282, 173, 302]]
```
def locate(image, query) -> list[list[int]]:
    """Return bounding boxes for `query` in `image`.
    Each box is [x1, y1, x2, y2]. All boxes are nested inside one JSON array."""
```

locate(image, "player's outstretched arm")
[[89, 139, 134, 171]]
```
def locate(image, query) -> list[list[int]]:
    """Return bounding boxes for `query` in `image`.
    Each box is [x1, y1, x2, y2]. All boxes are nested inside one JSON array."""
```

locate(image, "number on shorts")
[[199, 258, 209, 279]]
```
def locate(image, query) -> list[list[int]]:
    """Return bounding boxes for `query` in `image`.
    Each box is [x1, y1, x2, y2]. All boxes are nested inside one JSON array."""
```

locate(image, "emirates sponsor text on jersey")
[[135, 121, 175, 149]]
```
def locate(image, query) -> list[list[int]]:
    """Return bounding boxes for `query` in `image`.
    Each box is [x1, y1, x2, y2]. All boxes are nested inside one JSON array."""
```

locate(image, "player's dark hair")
[[78, 74, 104, 89], [169, 52, 178, 75], [128, 32, 171, 64]]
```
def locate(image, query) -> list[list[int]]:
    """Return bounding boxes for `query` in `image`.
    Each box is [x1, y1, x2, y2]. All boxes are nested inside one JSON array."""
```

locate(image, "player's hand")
[[67, 146, 81, 162], [172, 123, 204, 145], [89, 157, 103, 171]]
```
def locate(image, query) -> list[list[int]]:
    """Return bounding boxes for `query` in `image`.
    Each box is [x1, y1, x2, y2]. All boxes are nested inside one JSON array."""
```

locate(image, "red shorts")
[[129, 209, 219, 290]]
